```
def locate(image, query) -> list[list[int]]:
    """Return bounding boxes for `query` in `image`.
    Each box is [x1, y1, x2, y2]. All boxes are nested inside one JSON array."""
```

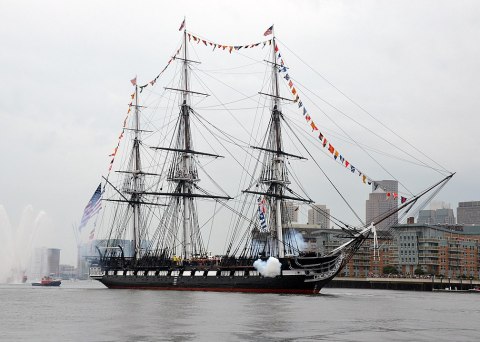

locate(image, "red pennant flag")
[[345, 161, 350, 168], [109, 147, 118, 157], [288, 80, 293, 88], [130, 77, 137, 86], [328, 144, 335, 154], [178, 19, 185, 31], [305, 114, 311, 122]]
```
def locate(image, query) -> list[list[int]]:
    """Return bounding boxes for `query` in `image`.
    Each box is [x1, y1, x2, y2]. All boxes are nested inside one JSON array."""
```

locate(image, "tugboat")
[[31, 276, 61, 287]]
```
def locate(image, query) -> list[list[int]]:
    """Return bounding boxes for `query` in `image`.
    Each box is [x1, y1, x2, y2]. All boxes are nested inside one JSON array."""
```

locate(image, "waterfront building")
[[417, 208, 456, 225], [393, 224, 480, 278], [366, 180, 398, 230], [313, 228, 395, 277], [312, 224, 480, 279], [457, 201, 480, 225], [290, 223, 322, 253], [307, 204, 330, 229], [283, 201, 299, 223], [29, 247, 61, 280], [59, 264, 76, 279]]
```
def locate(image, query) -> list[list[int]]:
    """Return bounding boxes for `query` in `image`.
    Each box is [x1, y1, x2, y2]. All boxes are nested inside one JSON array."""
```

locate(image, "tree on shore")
[[382, 265, 399, 274], [414, 266, 425, 275]]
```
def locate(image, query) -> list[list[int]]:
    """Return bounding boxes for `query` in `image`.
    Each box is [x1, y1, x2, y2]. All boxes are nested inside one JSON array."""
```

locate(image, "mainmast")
[[148, 23, 231, 261]]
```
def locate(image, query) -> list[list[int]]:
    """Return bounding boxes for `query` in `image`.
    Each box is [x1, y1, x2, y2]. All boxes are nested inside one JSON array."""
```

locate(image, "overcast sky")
[[1, 0, 479, 265]]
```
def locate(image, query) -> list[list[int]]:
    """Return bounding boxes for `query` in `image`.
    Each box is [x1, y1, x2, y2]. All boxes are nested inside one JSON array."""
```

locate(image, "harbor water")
[[0, 280, 478, 341]]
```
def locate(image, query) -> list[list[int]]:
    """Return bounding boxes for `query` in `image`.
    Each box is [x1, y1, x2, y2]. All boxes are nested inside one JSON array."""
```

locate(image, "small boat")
[[31, 276, 61, 287]]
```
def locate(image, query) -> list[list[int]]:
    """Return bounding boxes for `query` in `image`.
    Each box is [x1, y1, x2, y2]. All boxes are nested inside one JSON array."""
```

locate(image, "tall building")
[[307, 204, 330, 229], [29, 247, 61, 280], [418, 208, 456, 225], [457, 201, 480, 225], [366, 180, 398, 230], [283, 201, 299, 223]]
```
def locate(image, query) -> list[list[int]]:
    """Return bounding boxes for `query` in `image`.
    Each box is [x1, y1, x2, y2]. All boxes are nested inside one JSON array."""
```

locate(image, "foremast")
[[123, 84, 144, 260]]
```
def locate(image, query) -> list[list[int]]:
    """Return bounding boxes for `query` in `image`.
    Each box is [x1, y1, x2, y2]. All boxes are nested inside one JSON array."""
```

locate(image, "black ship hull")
[[90, 255, 344, 294], [93, 273, 333, 294]]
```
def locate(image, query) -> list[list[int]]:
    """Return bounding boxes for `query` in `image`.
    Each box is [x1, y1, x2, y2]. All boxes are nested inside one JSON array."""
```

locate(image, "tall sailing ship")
[[86, 23, 453, 294]]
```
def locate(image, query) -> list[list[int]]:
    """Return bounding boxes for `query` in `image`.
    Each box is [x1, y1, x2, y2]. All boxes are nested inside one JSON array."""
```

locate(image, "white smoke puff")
[[253, 257, 281, 277], [292, 230, 306, 251]]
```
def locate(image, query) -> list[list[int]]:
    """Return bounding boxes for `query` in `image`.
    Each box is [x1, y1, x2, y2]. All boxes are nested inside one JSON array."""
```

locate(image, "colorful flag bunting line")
[[186, 31, 272, 54], [273, 43, 408, 202], [106, 44, 183, 175], [138, 44, 183, 93], [107, 92, 135, 175]]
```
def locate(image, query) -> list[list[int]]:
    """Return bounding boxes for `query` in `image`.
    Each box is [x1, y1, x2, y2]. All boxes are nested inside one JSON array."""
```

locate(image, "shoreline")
[[325, 276, 480, 292]]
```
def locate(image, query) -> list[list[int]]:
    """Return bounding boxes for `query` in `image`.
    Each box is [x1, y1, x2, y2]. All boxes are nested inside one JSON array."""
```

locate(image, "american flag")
[[263, 25, 273, 36], [258, 197, 268, 232], [79, 183, 102, 232]]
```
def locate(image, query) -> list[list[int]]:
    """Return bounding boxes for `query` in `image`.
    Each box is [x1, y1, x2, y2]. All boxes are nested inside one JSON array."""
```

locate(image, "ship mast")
[[148, 24, 231, 260], [271, 30, 285, 258], [131, 84, 142, 259], [244, 28, 311, 258], [181, 28, 192, 259]]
